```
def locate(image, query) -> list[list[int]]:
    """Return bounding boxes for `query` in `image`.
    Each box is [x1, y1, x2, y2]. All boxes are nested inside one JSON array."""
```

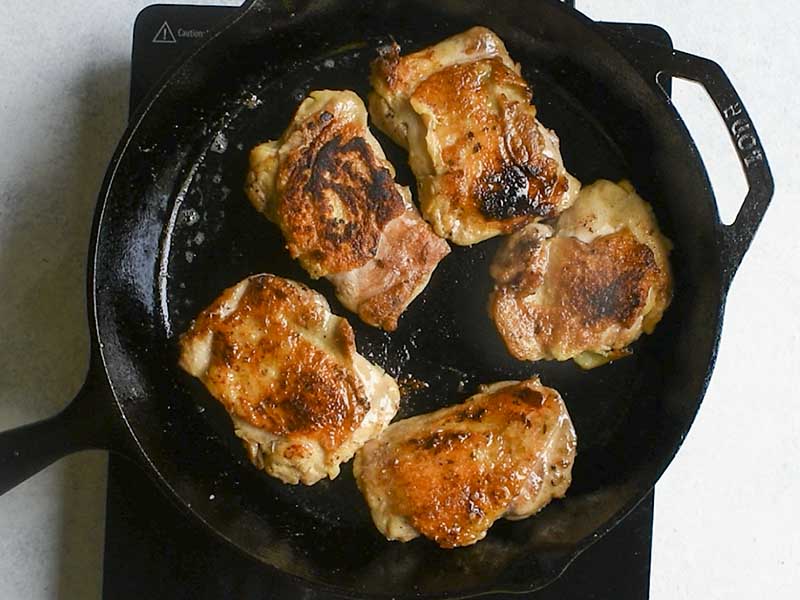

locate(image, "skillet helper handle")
[[655, 48, 774, 286], [0, 371, 123, 495]]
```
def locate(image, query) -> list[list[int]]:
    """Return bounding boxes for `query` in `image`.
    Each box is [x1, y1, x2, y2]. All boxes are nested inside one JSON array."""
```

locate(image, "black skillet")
[[0, 0, 773, 597]]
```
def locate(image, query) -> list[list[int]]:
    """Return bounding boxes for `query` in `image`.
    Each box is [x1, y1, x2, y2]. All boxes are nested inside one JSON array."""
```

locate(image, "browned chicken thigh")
[[490, 179, 673, 368], [179, 274, 400, 485], [369, 27, 579, 245], [354, 378, 576, 548], [246, 90, 450, 331]]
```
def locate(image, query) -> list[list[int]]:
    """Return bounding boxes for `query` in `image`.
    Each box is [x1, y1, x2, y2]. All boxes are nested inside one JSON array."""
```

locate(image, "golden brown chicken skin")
[[246, 90, 449, 331], [369, 27, 579, 246], [490, 180, 673, 368], [179, 274, 400, 485], [354, 378, 576, 548]]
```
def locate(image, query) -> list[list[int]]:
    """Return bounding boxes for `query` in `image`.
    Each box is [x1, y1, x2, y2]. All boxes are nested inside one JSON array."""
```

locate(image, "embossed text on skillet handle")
[[655, 48, 775, 287]]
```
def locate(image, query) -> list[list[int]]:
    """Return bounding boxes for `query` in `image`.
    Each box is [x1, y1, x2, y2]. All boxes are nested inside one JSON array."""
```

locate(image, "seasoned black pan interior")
[[92, 1, 725, 595]]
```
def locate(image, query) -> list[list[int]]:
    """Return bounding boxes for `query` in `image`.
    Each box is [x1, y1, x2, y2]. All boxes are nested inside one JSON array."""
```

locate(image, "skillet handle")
[[0, 369, 126, 495], [654, 49, 774, 287]]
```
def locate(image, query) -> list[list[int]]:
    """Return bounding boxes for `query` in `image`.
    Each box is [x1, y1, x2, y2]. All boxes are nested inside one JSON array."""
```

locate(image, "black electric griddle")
[[102, 5, 669, 598]]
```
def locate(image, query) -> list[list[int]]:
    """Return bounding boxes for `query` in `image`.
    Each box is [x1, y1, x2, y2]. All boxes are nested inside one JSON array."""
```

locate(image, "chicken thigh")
[[179, 274, 400, 485], [246, 90, 450, 331], [490, 179, 673, 368], [354, 378, 576, 548], [369, 27, 579, 245]]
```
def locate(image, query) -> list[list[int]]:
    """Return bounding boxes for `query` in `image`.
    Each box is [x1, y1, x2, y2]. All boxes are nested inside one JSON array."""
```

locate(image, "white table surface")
[[0, 1, 797, 598]]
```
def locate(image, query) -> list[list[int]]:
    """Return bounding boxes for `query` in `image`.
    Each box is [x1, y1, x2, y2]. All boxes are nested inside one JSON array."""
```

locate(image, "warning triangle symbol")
[[153, 21, 177, 44]]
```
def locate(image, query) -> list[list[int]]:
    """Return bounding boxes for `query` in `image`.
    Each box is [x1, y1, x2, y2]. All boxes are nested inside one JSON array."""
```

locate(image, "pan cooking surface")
[[160, 37, 671, 557]]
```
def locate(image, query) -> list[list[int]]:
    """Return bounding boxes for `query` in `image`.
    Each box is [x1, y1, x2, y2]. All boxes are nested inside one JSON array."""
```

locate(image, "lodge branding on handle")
[[723, 102, 764, 168]]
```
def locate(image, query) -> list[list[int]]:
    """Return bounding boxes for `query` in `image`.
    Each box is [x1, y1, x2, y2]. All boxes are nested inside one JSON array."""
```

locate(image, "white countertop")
[[0, 1, 797, 598]]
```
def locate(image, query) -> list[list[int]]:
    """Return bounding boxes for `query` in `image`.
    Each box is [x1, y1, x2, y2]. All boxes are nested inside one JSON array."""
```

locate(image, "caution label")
[[152, 21, 177, 44]]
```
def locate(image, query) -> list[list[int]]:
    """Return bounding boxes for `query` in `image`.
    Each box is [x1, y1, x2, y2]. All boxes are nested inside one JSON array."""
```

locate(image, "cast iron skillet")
[[0, 0, 773, 597]]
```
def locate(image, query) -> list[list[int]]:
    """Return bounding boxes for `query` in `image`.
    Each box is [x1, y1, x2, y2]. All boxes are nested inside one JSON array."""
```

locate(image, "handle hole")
[[671, 78, 747, 225]]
